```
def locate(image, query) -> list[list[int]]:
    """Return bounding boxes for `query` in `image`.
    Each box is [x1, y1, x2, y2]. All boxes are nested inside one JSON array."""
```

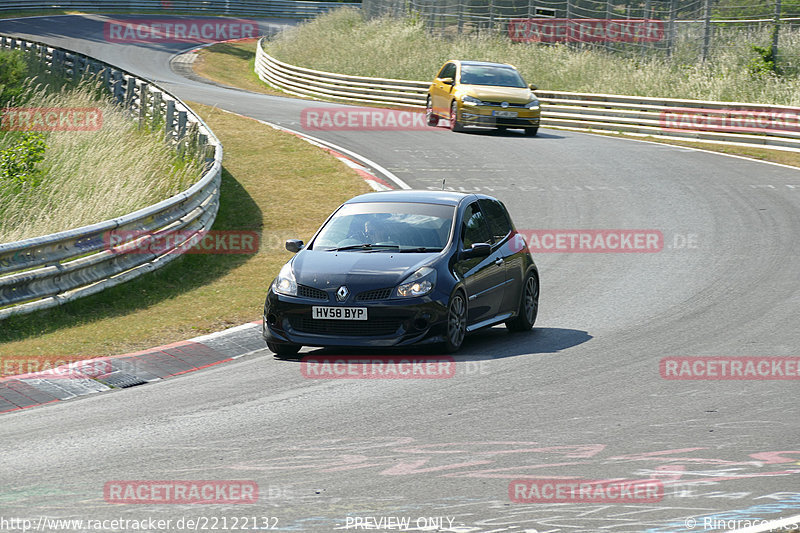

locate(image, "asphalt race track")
[[1, 14, 799, 533]]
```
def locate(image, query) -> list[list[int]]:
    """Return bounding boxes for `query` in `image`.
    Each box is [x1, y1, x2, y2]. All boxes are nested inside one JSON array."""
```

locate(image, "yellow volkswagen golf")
[[426, 60, 540, 135]]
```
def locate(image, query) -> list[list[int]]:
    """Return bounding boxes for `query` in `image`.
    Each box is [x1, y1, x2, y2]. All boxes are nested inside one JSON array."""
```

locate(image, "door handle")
[[494, 257, 504, 266]]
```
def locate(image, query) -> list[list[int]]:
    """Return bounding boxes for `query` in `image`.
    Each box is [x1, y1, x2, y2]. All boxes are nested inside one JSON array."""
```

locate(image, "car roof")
[[344, 190, 474, 207], [453, 60, 517, 69]]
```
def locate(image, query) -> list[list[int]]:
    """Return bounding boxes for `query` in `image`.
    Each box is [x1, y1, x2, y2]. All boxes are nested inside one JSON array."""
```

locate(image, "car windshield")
[[311, 202, 455, 252], [459, 65, 527, 88]]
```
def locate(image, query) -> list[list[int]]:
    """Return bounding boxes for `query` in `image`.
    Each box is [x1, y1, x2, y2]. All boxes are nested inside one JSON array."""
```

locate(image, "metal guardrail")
[[255, 37, 800, 152], [0, 0, 354, 18], [0, 34, 223, 320]]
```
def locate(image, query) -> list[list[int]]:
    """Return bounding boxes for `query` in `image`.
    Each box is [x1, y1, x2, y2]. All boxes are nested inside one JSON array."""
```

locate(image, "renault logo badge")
[[336, 286, 349, 302]]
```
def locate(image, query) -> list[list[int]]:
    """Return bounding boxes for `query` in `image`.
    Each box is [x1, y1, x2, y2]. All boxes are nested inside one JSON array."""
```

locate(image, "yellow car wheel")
[[425, 97, 438, 127], [450, 101, 464, 132]]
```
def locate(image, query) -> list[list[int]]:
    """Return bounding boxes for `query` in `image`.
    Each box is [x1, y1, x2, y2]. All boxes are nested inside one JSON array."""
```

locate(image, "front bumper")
[[459, 105, 540, 129], [262, 287, 450, 348]]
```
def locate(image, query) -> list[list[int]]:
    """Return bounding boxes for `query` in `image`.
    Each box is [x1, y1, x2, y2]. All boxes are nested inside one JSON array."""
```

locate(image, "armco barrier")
[[0, 34, 223, 320], [0, 0, 352, 18], [255, 37, 800, 152]]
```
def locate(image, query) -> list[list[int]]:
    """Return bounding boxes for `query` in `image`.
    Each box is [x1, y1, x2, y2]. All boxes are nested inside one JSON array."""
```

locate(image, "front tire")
[[450, 101, 465, 132], [506, 272, 539, 332], [444, 290, 467, 352], [426, 96, 439, 127], [525, 126, 539, 136], [267, 341, 302, 359]]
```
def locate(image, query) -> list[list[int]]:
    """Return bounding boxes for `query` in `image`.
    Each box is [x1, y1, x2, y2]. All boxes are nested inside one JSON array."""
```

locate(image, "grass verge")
[[0, 102, 370, 359], [0, 80, 203, 242], [192, 39, 282, 97]]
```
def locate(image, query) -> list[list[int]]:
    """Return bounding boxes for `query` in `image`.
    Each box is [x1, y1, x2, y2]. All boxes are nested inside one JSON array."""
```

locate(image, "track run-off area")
[[0, 13, 799, 533]]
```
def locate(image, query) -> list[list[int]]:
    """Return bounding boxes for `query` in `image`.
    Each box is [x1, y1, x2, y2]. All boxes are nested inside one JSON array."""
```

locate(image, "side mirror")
[[285, 239, 304, 253], [461, 242, 491, 259], [529, 83, 538, 91], [440, 77, 454, 86]]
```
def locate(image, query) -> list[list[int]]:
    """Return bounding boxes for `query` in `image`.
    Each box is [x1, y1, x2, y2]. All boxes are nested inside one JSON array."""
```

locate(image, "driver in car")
[[364, 219, 392, 244]]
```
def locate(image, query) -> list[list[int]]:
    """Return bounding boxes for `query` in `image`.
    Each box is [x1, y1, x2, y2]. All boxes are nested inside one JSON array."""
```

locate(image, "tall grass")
[[265, 7, 800, 106], [0, 78, 203, 243]]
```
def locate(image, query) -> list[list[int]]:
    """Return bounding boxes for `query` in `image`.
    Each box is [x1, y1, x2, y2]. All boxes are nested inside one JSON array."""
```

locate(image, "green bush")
[[0, 50, 29, 105], [0, 133, 47, 194]]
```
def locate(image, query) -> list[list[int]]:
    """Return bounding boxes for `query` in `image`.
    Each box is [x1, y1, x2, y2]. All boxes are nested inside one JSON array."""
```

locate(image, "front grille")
[[483, 101, 528, 108], [290, 317, 401, 336], [356, 287, 393, 301], [298, 284, 328, 300]]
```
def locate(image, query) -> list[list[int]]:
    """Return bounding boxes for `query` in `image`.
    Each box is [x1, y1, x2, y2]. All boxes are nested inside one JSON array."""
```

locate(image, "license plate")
[[312, 306, 368, 320], [493, 110, 518, 118]]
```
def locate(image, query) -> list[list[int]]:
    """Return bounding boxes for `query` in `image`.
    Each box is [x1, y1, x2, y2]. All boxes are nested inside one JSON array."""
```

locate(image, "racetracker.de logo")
[[104, 480, 258, 504], [510, 229, 663, 253], [509, 479, 664, 503], [1, 356, 111, 380], [104, 18, 257, 43], [300, 356, 456, 379], [301, 107, 429, 131], [509, 18, 664, 43], [1, 107, 102, 132], [660, 106, 800, 135], [660, 357, 800, 380], [104, 230, 259, 255]]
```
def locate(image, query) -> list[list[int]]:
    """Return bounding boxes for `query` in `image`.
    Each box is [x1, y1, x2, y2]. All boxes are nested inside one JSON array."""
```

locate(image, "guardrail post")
[[102, 67, 111, 94], [177, 109, 187, 140], [165, 99, 175, 141], [125, 76, 136, 109], [138, 83, 149, 128], [152, 90, 163, 129], [113, 71, 124, 103]]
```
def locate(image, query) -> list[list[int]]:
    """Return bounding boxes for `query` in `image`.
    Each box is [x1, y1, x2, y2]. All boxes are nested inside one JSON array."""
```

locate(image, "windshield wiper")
[[398, 247, 443, 253], [327, 243, 400, 251]]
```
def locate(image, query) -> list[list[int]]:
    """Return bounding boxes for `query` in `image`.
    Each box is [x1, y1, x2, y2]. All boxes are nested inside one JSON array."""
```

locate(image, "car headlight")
[[272, 262, 297, 296], [395, 267, 436, 298], [461, 95, 483, 106], [525, 97, 540, 109]]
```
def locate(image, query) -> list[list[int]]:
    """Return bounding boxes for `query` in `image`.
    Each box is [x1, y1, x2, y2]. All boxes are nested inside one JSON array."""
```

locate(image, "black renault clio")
[[262, 190, 538, 356]]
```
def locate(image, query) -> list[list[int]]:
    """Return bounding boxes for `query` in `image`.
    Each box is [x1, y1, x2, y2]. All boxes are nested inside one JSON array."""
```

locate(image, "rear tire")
[[426, 96, 439, 127], [525, 127, 539, 136], [450, 101, 465, 132], [506, 272, 539, 332], [267, 341, 302, 359]]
